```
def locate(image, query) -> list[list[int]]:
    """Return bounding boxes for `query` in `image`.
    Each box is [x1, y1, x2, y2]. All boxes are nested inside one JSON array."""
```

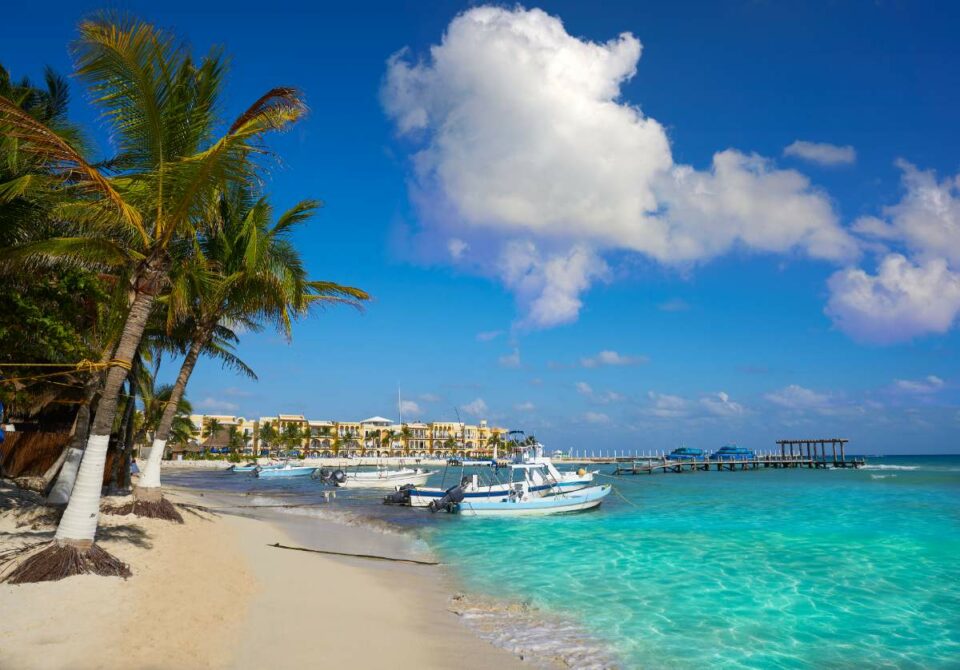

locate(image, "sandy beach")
[[0, 481, 527, 670]]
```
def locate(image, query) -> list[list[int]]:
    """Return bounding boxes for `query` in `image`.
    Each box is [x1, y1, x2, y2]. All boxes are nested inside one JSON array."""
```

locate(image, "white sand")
[[0, 487, 526, 670]]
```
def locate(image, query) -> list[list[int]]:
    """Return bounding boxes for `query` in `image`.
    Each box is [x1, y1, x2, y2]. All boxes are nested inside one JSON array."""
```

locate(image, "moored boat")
[[335, 467, 433, 489], [451, 484, 612, 516], [710, 445, 756, 461], [669, 446, 705, 461], [255, 463, 317, 478]]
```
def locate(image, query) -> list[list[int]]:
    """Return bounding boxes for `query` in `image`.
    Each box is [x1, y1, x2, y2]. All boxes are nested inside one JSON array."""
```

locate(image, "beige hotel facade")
[[187, 413, 508, 458]]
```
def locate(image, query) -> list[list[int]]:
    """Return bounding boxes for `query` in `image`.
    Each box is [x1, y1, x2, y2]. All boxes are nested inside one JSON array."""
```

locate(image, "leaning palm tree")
[[135, 192, 366, 516], [1, 16, 307, 583]]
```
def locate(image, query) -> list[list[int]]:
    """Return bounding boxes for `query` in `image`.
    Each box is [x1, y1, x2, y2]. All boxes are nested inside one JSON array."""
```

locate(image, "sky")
[[3, 1, 959, 454]]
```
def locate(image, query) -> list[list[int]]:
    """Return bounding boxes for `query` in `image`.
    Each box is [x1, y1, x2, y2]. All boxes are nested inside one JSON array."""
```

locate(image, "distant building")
[[186, 412, 508, 457]]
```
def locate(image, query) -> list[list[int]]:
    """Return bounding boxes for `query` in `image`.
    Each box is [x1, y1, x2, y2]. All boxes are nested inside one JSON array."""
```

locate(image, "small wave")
[[870, 474, 897, 480], [451, 593, 620, 669], [862, 465, 919, 471]]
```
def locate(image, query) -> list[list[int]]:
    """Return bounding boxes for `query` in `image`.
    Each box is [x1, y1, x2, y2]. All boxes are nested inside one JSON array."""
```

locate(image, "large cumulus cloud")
[[382, 6, 856, 329]]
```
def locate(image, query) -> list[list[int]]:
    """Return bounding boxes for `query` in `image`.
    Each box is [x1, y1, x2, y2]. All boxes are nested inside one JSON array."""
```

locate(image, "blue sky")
[[3, 1, 959, 453]]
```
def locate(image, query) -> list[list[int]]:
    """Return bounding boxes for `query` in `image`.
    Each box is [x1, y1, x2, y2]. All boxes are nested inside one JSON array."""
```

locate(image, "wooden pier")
[[612, 439, 864, 475]]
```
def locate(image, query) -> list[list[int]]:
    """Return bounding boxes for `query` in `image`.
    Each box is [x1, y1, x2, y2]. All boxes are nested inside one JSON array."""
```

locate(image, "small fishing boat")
[[334, 466, 433, 489], [255, 463, 317, 478], [229, 461, 277, 472], [450, 483, 612, 517]]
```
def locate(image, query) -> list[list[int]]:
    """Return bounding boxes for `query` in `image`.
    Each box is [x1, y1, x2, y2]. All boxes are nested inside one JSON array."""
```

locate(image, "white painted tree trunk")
[[47, 447, 84, 505], [137, 438, 166, 489], [54, 434, 109, 543]]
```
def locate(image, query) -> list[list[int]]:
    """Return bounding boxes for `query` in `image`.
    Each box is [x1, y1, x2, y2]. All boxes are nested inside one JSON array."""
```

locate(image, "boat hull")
[[256, 466, 317, 478], [454, 485, 611, 517], [339, 471, 433, 489], [407, 477, 593, 507]]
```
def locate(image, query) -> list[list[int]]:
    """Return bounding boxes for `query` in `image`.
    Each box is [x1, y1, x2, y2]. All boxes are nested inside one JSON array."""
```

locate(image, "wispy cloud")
[[419, 393, 441, 402], [765, 385, 831, 411], [658, 298, 690, 312], [894, 375, 944, 394], [196, 397, 239, 412], [584, 411, 610, 424], [462, 398, 488, 416], [400, 399, 422, 416], [499, 349, 521, 368], [515, 401, 535, 412], [223, 387, 254, 398], [581, 350, 648, 368], [476, 330, 504, 342], [783, 140, 856, 166]]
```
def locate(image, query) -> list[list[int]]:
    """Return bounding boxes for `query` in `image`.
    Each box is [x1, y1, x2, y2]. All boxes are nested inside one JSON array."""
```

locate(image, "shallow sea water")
[[169, 455, 960, 668]]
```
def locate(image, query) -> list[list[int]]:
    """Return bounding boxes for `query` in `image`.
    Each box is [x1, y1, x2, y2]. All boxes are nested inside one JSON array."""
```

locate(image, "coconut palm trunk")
[[6, 265, 162, 583], [133, 324, 209, 520]]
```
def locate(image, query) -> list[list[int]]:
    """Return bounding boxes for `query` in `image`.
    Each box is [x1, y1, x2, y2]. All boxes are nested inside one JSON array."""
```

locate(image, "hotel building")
[[187, 413, 507, 457]]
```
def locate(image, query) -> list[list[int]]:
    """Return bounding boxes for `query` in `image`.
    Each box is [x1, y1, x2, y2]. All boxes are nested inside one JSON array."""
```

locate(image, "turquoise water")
[[169, 456, 960, 668], [421, 456, 960, 668]]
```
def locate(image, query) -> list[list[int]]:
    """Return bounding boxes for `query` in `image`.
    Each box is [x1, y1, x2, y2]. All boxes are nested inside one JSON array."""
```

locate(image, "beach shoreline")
[[0, 479, 532, 670]]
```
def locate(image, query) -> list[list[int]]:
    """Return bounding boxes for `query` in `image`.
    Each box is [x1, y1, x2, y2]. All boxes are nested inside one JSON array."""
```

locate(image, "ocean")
[[167, 454, 960, 668]]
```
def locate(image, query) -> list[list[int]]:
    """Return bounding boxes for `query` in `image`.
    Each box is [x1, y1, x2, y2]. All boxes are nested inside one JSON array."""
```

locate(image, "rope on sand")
[[268, 542, 439, 566]]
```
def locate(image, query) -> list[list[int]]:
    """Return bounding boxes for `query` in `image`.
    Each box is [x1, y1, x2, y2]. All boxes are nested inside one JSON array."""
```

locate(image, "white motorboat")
[[452, 483, 612, 516], [396, 443, 594, 507], [336, 466, 433, 489]]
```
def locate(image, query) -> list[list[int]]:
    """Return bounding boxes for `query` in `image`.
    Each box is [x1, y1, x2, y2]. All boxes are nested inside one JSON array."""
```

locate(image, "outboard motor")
[[383, 483, 415, 505], [317, 467, 332, 481], [330, 469, 347, 485], [428, 484, 466, 513]]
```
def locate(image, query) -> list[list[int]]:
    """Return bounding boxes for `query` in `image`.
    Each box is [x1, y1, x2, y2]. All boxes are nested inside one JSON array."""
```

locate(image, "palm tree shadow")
[[97, 523, 153, 549]]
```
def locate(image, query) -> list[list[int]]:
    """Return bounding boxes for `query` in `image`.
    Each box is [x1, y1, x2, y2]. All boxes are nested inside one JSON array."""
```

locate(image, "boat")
[[229, 461, 280, 472], [450, 483, 612, 516], [255, 463, 317, 478], [398, 445, 594, 507], [668, 446, 705, 461], [335, 466, 433, 489], [710, 444, 756, 461]]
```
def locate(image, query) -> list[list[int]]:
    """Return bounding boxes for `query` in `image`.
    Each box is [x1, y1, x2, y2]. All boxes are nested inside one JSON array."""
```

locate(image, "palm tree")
[[134, 192, 366, 512], [1, 16, 308, 582], [400, 424, 412, 456], [259, 421, 277, 456]]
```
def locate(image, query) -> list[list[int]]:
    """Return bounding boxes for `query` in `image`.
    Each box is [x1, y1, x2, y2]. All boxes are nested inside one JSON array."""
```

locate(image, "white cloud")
[[783, 140, 856, 166], [476, 330, 504, 342], [447, 237, 468, 260], [462, 398, 488, 416], [576, 381, 622, 404], [196, 397, 239, 412], [852, 161, 960, 267], [419, 393, 441, 402], [581, 350, 647, 368], [584, 411, 610, 424], [383, 6, 857, 328], [498, 349, 522, 368], [894, 375, 945, 394], [498, 241, 608, 328], [223, 387, 253, 397], [515, 401, 536, 412], [700, 391, 745, 417], [399, 399, 422, 416], [765, 385, 831, 411], [644, 392, 689, 419], [658, 298, 689, 312], [826, 254, 960, 344]]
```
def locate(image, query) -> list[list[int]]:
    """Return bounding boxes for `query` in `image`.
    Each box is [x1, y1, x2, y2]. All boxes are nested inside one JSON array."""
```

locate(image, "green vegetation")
[[0, 15, 368, 583]]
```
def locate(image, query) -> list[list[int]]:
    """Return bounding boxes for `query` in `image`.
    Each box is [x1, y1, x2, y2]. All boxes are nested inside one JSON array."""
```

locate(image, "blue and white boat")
[[401, 445, 594, 507], [711, 445, 756, 461], [669, 446, 705, 461], [255, 463, 317, 478], [450, 483, 612, 517]]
